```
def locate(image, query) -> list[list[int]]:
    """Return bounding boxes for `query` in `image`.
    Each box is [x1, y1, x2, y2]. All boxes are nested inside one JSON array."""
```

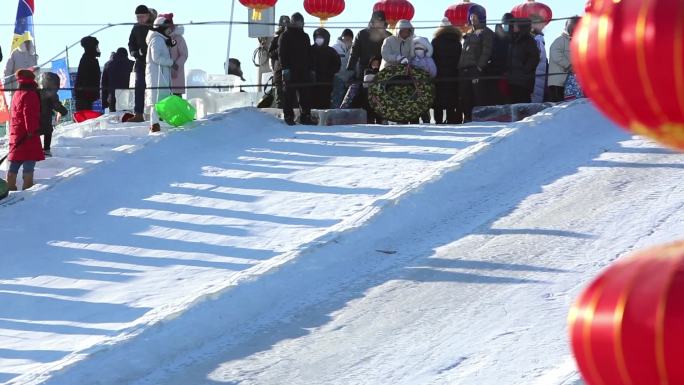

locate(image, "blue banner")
[[12, 0, 35, 51], [51, 58, 73, 101]]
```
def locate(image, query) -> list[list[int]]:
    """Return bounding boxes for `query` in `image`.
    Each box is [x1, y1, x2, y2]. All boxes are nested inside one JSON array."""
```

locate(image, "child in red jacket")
[[6, 69, 43, 191]]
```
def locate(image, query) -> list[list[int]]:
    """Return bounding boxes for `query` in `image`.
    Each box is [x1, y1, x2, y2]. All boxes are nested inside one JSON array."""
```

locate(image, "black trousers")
[[283, 76, 312, 121], [311, 84, 333, 110], [134, 62, 146, 114], [510, 84, 533, 104], [458, 67, 488, 123], [434, 107, 463, 125], [274, 69, 285, 109]]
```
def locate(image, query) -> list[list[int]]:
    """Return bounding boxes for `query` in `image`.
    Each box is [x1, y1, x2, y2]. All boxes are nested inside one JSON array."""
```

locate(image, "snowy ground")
[[2, 102, 684, 385]]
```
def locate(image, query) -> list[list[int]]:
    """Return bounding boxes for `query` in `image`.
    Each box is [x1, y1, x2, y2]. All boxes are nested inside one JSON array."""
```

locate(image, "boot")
[[6, 172, 18, 191], [128, 113, 145, 123], [22, 172, 34, 190], [150, 123, 161, 133]]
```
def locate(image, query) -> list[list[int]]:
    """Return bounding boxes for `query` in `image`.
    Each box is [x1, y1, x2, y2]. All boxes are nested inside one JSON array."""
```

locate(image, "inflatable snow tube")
[[368, 65, 435, 123]]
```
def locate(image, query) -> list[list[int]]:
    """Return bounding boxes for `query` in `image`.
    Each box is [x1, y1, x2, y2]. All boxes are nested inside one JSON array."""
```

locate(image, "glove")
[[400, 57, 409, 65], [282, 69, 291, 82]]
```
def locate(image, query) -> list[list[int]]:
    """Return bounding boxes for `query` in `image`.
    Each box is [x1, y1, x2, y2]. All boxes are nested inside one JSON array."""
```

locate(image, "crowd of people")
[[267, 8, 581, 125]]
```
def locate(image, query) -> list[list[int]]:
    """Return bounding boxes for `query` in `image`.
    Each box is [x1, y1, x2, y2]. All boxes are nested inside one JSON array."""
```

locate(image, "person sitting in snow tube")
[[6, 69, 43, 192]]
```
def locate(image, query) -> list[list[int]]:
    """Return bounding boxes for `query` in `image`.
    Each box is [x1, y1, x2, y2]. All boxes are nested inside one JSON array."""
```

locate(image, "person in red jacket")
[[6, 69, 43, 191]]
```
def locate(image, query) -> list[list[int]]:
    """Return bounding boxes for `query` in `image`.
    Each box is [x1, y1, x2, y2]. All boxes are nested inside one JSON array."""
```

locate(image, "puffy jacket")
[[170, 26, 189, 94], [532, 33, 548, 102], [459, 26, 495, 70], [145, 30, 173, 107], [432, 26, 462, 108], [129, 23, 152, 70], [312, 28, 341, 82], [102, 48, 135, 108], [9, 79, 43, 162], [380, 20, 415, 70], [549, 33, 571, 87], [74, 37, 102, 108], [39, 72, 68, 135], [411, 36, 437, 77], [508, 28, 540, 89], [347, 25, 391, 74], [278, 25, 313, 76]]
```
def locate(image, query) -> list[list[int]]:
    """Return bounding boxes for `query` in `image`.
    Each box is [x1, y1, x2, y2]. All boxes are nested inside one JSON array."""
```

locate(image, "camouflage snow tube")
[[368, 64, 435, 123]]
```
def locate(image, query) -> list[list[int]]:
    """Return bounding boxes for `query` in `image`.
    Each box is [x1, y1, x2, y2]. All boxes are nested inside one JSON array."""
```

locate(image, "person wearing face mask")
[[74, 36, 102, 112], [548, 16, 581, 102], [311, 28, 341, 110], [331, 29, 354, 108], [380, 19, 415, 70], [490, 13, 514, 105], [145, 15, 175, 133], [411, 37, 437, 123]]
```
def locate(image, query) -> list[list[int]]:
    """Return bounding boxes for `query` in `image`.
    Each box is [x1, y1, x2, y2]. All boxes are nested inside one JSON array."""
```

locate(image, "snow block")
[[260, 108, 368, 126], [186, 69, 263, 114], [474, 102, 555, 123]]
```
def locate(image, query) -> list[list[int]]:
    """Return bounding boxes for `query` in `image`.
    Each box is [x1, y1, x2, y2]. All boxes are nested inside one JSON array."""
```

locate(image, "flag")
[[51, 58, 73, 101], [12, 0, 35, 51]]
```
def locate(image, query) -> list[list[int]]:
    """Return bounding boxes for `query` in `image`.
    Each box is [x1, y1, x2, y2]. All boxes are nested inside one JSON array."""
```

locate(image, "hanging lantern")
[[444, 1, 480, 32], [573, 0, 684, 151], [239, 0, 277, 21], [304, 0, 345, 26], [373, 0, 415, 29], [511, 0, 553, 28], [569, 240, 684, 385]]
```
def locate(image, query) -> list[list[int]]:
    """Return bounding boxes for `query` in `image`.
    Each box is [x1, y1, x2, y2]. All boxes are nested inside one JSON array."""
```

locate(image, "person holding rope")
[[6, 70, 42, 191]]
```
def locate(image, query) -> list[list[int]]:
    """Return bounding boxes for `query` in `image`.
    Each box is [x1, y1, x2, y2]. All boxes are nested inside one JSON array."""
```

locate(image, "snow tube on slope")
[[155, 95, 196, 128], [368, 64, 435, 123]]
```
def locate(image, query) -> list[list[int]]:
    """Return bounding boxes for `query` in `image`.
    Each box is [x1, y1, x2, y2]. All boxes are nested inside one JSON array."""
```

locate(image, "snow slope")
[[4, 102, 684, 385], [1, 108, 509, 384]]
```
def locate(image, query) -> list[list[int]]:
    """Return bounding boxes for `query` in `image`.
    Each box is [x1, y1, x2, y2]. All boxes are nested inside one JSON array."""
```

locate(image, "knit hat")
[[135, 5, 149, 15], [159, 13, 174, 26], [153, 16, 171, 29], [15, 69, 35, 83], [440, 17, 452, 27]]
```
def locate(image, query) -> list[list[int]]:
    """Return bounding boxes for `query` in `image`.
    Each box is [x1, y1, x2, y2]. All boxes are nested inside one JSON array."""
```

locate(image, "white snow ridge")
[[3, 102, 684, 385]]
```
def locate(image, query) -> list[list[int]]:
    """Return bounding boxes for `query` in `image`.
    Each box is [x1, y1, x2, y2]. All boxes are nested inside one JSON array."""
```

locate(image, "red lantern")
[[239, 0, 277, 21], [572, 0, 684, 151], [304, 0, 345, 25], [373, 0, 415, 29], [569, 241, 684, 385], [511, 0, 553, 28], [445, 0, 480, 32]]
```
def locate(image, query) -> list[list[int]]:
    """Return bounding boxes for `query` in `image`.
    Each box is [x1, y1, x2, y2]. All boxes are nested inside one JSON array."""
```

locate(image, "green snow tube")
[[155, 95, 197, 128], [368, 64, 435, 123]]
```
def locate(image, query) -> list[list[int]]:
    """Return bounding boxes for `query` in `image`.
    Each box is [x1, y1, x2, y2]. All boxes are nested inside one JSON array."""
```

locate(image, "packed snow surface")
[[2, 102, 683, 385]]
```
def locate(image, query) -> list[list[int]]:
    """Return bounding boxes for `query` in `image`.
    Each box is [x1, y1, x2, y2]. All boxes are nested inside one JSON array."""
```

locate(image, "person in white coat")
[[531, 16, 548, 103], [548, 17, 580, 102], [380, 19, 415, 70], [145, 15, 174, 133]]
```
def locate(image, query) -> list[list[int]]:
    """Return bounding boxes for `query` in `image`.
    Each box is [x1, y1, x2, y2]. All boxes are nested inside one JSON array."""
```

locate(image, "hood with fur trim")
[[412, 36, 434, 58]]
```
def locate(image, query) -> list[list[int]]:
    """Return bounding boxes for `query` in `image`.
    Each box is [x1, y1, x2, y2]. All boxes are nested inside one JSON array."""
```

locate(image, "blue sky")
[[1, 0, 585, 85]]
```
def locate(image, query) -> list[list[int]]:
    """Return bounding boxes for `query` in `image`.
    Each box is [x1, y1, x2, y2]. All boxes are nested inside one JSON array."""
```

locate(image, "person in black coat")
[[432, 19, 463, 124], [269, 15, 290, 108], [507, 18, 540, 104], [128, 5, 152, 121], [74, 36, 101, 112], [38, 72, 68, 157], [311, 28, 341, 110], [346, 11, 391, 78], [490, 13, 514, 105], [279, 12, 315, 125], [102, 47, 135, 112]]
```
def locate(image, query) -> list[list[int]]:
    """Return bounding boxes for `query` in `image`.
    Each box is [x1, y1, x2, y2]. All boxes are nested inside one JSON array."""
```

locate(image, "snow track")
[[4, 102, 684, 385]]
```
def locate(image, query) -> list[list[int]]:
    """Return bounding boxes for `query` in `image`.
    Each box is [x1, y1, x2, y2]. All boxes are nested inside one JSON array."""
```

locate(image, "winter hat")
[[15, 69, 35, 83], [159, 13, 174, 26], [413, 36, 433, 57], [468, 4, 487, 25], [149, 8, 158, 20], [371, 10, 387, 23], [341, 28, 354, 39], [80, 36, 99, 50], [153, 16, 171, 30], [440, 17, 452, 27], [291, 12, 305, 26], [135, 5, 150, 15]]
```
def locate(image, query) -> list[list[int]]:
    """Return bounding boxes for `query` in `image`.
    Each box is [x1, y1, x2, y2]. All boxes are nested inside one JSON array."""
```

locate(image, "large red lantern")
[[304, 0, 345, 25], [373, 0, 415, 29], [569, 241, 684, 385], [511, 0, 553, 28], [445, 0, 480, 32], [573, 0, 684, 151], [239, 0, 277, 21]]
